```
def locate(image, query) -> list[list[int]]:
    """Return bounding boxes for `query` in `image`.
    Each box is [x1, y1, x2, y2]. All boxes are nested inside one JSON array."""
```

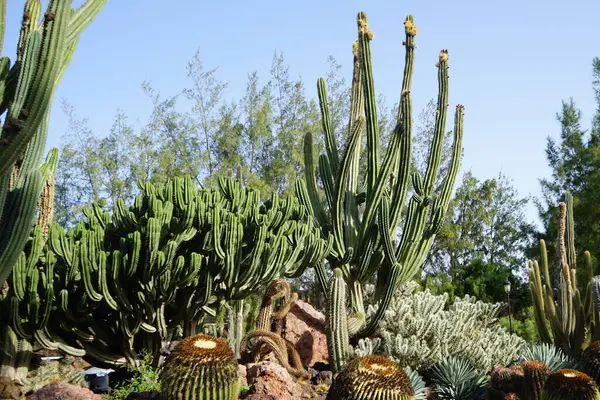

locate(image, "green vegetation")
[[1, 3, 600, 399]]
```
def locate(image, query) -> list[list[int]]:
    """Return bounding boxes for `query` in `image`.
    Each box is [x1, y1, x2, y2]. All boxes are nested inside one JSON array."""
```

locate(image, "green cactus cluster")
[[0, 176, 330, 368], [297, 11, 464, 371], [529, 192, 600, 358], [326, 355, 415, 400], [159, 334, 240, 400]]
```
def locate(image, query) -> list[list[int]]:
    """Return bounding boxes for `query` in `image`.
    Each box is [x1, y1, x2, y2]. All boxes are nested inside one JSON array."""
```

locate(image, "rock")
[[282, 300, 328, 367], [239, 364, 248, 387], [242, 395, 279, 400], [0, 377, 22, 400], [315, 370, 332, 386], [246, 362, 308, 400], [26, 382, 102, 400]]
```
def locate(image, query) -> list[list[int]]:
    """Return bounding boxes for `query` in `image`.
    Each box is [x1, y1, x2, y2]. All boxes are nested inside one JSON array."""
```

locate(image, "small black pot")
[[84, 368, 113, 393]]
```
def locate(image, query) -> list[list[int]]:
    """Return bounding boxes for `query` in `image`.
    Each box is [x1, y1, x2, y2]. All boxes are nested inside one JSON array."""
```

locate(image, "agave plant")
[[429, 357, 486, 400], [405, 366, 427, 400], [517, 343, 578, 372]]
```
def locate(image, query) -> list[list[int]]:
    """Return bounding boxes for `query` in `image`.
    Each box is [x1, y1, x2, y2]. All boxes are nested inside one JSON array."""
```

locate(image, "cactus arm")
[[317, 78, 339, 175], [332, 117, 364, 262], [297, 136, 328, 228], [0, 170, 43, 286], [0, 0, 70, 175], [0, 0, 5, 54], [328, 268, 350, 373], [422, 50, 450, 194], [66, 0, 106, 45], [357, 12, 380, 192]]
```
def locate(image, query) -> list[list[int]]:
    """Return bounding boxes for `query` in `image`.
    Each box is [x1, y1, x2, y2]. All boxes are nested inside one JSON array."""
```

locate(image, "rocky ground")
[[2, 300, 333, 400]]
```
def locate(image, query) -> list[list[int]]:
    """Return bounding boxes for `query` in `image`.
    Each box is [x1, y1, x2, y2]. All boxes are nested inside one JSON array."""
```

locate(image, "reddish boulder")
[[282, 300, 328, 367], [246, 362, 308, 400], [239, 364, 248, 387], [26, 382, 102, 400]]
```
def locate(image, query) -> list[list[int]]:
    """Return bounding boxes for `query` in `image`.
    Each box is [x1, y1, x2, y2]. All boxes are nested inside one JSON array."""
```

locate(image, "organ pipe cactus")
[[529, 191, 600, 357], [296, 12, 464, 371], [0, 0, 106, 288]]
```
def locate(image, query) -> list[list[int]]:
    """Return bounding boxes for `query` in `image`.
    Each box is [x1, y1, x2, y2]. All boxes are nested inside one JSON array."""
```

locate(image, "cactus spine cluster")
[[542, 369, 600, 400], [160, 334, 240, 400], [582, 340, 600, 385], [326, 355, 415, 400], [0, 0, 107, 288], [296, 11, 464, 372], [529, 192, 600, 357]]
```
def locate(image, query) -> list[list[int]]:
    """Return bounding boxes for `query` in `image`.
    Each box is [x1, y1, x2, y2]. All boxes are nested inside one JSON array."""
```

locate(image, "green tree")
[[422, 171, 536, 310], [537, 57, 600, 283]]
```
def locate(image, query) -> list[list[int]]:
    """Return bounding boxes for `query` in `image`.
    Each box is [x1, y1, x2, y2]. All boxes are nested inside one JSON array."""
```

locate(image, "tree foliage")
[[537, 57, 600, 279]]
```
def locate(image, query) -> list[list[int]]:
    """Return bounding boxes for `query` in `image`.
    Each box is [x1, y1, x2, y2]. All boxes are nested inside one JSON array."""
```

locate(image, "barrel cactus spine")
[[160, 334, 240, 400], [519, 360, 550, 400], [326, 355, 415, 400], [582, 340, 600, 385], [542, 369, 600, 400], [297, 11, 464, 372]]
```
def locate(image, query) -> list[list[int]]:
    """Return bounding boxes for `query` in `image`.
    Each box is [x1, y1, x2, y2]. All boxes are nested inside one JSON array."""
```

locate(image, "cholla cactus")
[[359, 283, 525, 372]]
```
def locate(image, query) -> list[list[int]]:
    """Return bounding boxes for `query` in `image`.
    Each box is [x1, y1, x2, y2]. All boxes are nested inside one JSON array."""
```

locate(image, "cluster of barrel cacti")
[[0, 176, 331, 370], [296, 10, 464, 373], [486, 353, 600, 400]]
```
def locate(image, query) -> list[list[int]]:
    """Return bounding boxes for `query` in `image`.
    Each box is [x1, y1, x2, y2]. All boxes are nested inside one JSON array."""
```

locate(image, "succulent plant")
[[296, 10, 464, 372], [519, 360, 550, 400], [542, 369, 600, 400], [430, 357, 486, 400], [485, 366, 524, 399], [518, 343, 577, 372], [159, 334, 239, 400], [582, 340, 600, 384], [529, 192, 600, 357], [326, 355, 414, 400]]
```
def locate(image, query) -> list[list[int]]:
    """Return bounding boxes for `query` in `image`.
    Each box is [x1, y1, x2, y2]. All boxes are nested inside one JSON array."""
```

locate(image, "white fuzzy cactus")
[[355, 283, 525, 372]]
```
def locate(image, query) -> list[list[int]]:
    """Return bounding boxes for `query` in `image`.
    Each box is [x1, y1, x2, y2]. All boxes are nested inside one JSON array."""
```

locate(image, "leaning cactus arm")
[[422, 51, 450, 194], [0, 0, 70, 175], [317, 78, 339, 176], [66, 0, 106, 45], [357, 12, 380, 192], [529, 260, 553, 344], [0, 170, 43, 286]]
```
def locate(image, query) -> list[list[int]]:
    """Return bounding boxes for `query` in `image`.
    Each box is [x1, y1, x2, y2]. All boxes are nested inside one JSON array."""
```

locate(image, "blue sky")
[[4, 0, 600, 227]]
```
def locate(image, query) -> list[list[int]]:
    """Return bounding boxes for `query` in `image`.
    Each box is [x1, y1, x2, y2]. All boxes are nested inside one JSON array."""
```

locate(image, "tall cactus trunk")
[[234, 299, 245, 359], [297, 12, 464, 370], [327, 269, 349, 373]]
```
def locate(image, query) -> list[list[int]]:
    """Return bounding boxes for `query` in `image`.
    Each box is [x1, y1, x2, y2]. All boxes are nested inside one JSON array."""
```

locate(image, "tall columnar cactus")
[[296, 12, 464, 371], [0, 0, 106, 288], [529, 191, 600, 357]]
